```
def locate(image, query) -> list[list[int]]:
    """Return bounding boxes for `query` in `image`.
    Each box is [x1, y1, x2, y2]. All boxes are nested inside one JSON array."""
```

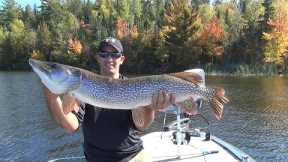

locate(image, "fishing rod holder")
[[163, 100, 211, 146]]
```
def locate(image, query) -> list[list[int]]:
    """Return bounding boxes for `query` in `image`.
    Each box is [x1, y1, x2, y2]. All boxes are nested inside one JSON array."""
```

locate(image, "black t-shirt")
[[74, 75, 143, 162], [81, 105, 143, 162]]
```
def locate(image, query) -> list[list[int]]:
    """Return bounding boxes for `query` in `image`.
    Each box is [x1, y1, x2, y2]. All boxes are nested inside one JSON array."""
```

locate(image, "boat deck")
[[142, 131, 254, 162]]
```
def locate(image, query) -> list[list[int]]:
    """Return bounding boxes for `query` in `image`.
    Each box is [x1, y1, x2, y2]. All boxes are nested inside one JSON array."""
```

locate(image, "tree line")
[[0, 0, 287, 75]]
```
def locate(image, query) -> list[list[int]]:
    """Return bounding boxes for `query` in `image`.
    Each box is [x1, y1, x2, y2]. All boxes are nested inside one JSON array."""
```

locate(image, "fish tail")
[[209, 87, 229, 120]]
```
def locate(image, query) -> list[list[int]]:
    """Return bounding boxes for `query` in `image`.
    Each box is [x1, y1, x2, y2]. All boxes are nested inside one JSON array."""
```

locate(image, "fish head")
[[29, 59, 80, 94]]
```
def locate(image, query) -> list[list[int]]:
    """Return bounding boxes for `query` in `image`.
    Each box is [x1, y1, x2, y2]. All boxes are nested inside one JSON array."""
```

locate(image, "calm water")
[[0, 72, 288, 162]]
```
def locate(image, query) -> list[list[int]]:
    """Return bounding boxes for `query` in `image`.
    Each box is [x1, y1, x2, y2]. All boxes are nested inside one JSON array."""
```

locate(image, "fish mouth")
[[29, 58, 39, 68], [29, 59, 51, 76]]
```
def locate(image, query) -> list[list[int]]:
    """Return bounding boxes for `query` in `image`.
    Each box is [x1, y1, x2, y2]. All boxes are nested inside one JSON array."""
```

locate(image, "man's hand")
[[62, 94, 80, 114], [132, 91, 176, 131], [151, 90, 176, 111], [177, 98, 199, 116], [42, 86, 79, 114], [43, 86, 57, 99]]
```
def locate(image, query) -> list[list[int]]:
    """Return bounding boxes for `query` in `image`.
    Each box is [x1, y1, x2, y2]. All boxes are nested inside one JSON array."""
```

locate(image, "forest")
[[0, 0, 287, 75]]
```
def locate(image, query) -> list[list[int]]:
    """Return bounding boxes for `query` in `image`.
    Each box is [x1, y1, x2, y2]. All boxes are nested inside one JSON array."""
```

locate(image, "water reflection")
[[206, 76, 288, 162]]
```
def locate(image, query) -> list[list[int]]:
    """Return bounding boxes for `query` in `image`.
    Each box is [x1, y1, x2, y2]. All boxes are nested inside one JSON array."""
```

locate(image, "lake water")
[[0, 72, 288, 162]]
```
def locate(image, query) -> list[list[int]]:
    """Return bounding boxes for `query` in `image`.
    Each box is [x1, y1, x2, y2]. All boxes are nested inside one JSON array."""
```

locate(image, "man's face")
[[96, 45, 125, 76]]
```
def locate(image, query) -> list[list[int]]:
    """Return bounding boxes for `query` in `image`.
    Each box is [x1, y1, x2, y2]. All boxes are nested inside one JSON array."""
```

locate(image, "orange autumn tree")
[[200, 17, 225, 43], [262, 0, 288, 65], [67, 38, 83, 55], [114, 18, 129, 39], [199, 16, 226, 62], [114, 18, 139, 40]]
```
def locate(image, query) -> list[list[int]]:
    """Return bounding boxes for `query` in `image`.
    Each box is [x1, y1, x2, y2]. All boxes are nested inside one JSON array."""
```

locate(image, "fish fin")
[[209, 87, 229, 120], [169, 71, 203, 85]]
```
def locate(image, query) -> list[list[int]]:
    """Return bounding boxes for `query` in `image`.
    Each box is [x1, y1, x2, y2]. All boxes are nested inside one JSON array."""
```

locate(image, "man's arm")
[[132, 91, 175, 131], [43, 86, 80, 133]]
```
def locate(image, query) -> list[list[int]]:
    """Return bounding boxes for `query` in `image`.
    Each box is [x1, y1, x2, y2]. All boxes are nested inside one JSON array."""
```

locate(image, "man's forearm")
[[132, 91, 175, 131], [43, 88, 79, 133], [132, 106, 155, 132]]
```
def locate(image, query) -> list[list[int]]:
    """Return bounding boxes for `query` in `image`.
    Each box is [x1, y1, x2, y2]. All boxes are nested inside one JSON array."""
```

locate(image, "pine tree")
[[118, 0, 130, 22], [22, 5, 36, 29], [261, 0, 274, 32], [160, 0, 202, 71], [0, 0, 21, 29], [131, 0, 142, 26]]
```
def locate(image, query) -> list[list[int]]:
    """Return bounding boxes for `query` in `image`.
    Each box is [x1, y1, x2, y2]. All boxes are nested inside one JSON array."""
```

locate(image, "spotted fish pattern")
[[29, 59, 229, 120]]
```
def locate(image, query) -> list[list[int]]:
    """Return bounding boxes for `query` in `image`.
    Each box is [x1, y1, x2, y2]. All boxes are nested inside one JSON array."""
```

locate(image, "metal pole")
[[176, 104, 181, 158]]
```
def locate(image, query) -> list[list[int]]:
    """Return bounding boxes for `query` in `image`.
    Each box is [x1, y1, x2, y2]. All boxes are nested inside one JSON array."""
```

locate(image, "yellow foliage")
[[130, 25, 139, 39], [263, 33, 288, 64], [114, 18, 129, 39], [159, 26, 176, 40], [263, 0, 288, 65], [31, 50, 45, 60], [68, 38, 83, 55], [114, 18, 140, 40], [262, 32, 272, 41]]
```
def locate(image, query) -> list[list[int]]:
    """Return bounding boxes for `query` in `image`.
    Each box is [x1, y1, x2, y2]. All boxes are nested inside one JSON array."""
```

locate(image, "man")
[[43, 37, 176, 162]]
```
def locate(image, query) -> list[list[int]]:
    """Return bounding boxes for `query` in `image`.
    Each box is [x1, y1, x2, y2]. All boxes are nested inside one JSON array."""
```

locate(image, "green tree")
[[198, 4, 215, 24], [9, 19, 26, 51], [0, 19, 36, 70], [131, 0, 142, 26], [98, 0, 116, 22], [214, 2, 247, 64], [0, 26, 7, 44], [160, 0, 202, 71], [22, 5, 37, 29], [262, 0, 288, 66], [261, 0, 274, 32], [190, 0, 209, 9], [154, 0, 166, 31], [65, 0, 83, 18], [0, 26, 8, 69], [118, 0, 131, 22], [239, 0, 265, 64], [0, 0, 21, 28], [141, 0, 156, 31], [95, 0, 116, 36], [36, 22, 52, 60]]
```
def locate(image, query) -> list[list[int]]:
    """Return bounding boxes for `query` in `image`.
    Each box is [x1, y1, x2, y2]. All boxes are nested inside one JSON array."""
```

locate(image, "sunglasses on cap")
[[103, 37, 117, 43], [97, 52, 123, 59]]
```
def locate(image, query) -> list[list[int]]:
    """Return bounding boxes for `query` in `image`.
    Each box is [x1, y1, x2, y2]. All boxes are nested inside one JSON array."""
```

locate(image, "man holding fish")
[[43, 37, 179, 162], [30, 37, 228, 162]]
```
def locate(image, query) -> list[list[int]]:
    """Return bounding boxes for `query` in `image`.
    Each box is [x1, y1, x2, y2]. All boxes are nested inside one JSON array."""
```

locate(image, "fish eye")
[[50, 63, 57, 68]]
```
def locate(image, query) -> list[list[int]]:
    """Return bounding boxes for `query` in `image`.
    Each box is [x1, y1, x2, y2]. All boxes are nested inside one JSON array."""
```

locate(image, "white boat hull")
[[142, 131, 255, 162]]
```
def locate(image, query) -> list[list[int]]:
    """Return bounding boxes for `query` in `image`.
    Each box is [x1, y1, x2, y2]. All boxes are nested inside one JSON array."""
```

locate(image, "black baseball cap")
[[98, 37, 123, 53]]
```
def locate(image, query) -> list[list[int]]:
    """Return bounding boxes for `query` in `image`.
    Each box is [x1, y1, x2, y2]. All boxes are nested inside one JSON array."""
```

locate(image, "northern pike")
[[29, 59, 229, 119]]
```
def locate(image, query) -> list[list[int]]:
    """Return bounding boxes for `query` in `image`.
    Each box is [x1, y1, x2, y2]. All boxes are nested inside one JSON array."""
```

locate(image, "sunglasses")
[[97, 52, 123, 59]]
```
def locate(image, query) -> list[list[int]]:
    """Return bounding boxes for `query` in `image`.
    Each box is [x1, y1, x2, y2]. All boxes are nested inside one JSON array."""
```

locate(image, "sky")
[[0, 0, 41, 8], [16, 0, 41, 8]]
